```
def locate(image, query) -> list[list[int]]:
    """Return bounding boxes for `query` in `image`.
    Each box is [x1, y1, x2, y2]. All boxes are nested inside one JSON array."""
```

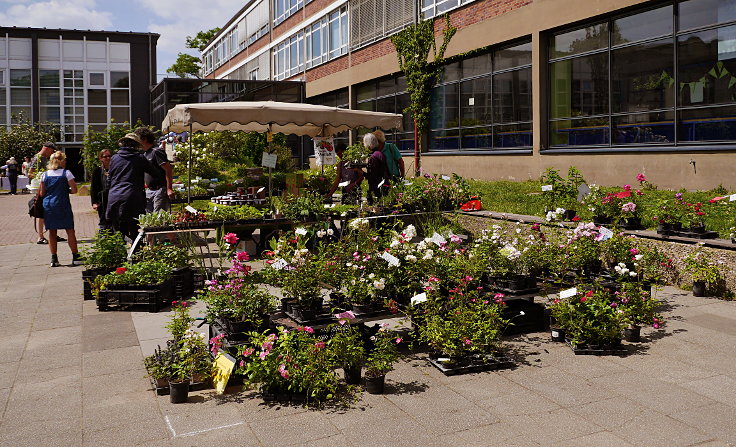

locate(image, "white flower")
[[368, 273, 375, 279], [406, 254, 417, 262], [555, 207, 565, 214], [373, 278, 386, 290], [326, 228, 334, 236], [634, 254, 643, 261], [403, 225, 417, 239], [629, 271, 637, 277], [316, 230, 326, 238], [390, 239, 400, 249]]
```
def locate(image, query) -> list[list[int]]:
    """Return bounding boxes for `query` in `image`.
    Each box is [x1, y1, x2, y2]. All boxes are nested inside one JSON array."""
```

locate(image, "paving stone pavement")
[[0, 194, 735, 446]]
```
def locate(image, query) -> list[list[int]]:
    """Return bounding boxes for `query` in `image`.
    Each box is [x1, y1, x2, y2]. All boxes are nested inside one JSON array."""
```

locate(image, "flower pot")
[[364, 375, 385, 394], [550, 327, 566, 342], [689, 224, 706, 234], [343, 365, 362, 385], [623, 326, 641, 343], [169, 380, 190, 404], [350, 302, 376, 315], [656, 223, 672, 235], [593, 216, 611, 225], [692, 281, 706, 297], [618, 217, 642, 230], [563, 209, 577, 221]]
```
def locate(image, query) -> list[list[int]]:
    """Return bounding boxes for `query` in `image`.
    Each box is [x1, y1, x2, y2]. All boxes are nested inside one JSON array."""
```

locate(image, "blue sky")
[[0, 0, 240, 79]]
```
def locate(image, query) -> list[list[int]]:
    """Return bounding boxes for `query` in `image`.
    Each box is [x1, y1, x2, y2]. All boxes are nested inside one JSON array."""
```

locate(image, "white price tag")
[[441, 175, 451, 181], [261, 152, 277, 169], [257, 187, 265, 194], [541, 184, 553, 192], [338, 181, 350, 187], [410, 292, 427, 305], [730, 194, 736, 202], [559, 287, 578, 299], [377, 179, 385, 188], [598, 226, 614, 241], [381, 252, 400, 267], [185, 205, 198, 214], [191, 179, 199, 184], [272, 259, 288, 270], [295, 227, 308, 236], [403, 181, 413, 186], [430, 232, 447, 246]]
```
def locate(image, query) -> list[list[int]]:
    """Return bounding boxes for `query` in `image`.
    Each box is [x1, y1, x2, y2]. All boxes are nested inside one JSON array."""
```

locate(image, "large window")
[[428, 41, 533, 151], [62, 70, 84, 142], [274, 0, 312, 26], [39, 70, 60, 125], [356, 76, 416, 152], [306, 6, 348, 69], [273, 32, 304, 80], [549, 0, 736, 149], [9, 69, 31, 124]]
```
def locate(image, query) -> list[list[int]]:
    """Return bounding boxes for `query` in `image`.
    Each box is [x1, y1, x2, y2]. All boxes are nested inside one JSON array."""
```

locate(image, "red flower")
[[572, 216, 580, 222], [115, 267, 127, 274], [616, 191, 631, 199], [579, 297, 587, 302]]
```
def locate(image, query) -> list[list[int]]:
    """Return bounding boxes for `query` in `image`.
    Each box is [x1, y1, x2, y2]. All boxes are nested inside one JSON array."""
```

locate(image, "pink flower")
[[464, 338, 472, 345], [395, 337, 402, 344], [243, 347, 254, 356], [610, 302, 617, 308], [236, 251, 250, 262], [623, 184, 632, 191], [636, 173, 647, 183], [630, 248, 639, 255], [314, 341, 325, 350], [279, 364, 289, 379], [303, 326, 314, 334], [259, 351, 268, 360], [334, 310, 356, 324], [450, 235, 461, 243], [223, 233, 239, 245], [622, 202, 636, 213]]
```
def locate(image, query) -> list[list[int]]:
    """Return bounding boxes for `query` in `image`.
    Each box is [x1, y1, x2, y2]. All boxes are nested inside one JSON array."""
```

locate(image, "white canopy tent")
[[161, 101, 404, 201]]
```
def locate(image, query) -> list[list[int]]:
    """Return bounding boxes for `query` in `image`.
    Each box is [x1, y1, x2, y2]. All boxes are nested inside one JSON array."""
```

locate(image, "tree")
[[186, 28, 221, 51], [391, 15, 456, 176], [81, 119, 151, 175], [167, 53, 202, 78], [0, 112, 58, 165]]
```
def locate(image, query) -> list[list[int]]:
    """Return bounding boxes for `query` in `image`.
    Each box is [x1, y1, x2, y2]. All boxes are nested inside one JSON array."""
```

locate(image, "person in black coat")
[[90, 149, 112, 230], [105, 133, 161, 242]]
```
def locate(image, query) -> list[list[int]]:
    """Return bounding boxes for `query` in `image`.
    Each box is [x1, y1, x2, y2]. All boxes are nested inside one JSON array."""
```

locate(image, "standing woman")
[[1, 157, 18, 194], [91, 149, 112, 230], [106, 132, 160, 242], [39, 151, 82, 267]]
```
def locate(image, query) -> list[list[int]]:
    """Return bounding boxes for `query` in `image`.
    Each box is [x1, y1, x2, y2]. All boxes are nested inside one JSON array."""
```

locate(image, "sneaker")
[[72, 253, 84, 266], [57, 236, 67, 242], [50, 255, 60, 267], [37, 238, 48, 245]]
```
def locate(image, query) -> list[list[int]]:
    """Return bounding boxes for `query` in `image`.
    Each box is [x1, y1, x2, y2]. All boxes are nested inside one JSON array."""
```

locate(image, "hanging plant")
[[391, 15, 456, 174]]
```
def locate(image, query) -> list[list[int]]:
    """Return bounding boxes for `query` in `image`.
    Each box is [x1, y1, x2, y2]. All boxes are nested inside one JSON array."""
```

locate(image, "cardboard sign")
[[381, 252, 400, 267], [730, 194, 736, 202], [212, 353, 236, 395], [598, 226, 614, 241], [410, 292, 427, 305], [185, 205, 198, 214], [313, 137, 336, 166], [377, 179, 385, 188], [541, 184, 553, 192], [261, 152, 277, 169], [338, 180, 350, 187], [295, 227, 308, 236], [560, 287, 578, 299], [441, 175, 451, 181]]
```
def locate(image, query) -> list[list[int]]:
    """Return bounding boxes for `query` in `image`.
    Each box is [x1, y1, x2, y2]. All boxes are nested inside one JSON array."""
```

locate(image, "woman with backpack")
[[38, 151, 82, 267]]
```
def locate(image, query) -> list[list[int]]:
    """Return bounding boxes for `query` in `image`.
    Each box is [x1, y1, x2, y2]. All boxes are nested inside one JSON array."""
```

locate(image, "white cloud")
[[0, 0, 112, 30]]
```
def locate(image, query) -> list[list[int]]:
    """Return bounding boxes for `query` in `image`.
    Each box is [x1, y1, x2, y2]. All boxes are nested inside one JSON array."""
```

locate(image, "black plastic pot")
[[692, 281, 706, 297], [563, 209, 577, 221], [169, 380, 189, 404], [550, 327, 566, 342], [593, 216, 611, 225], [364, 375, 385, 394], [623, 326, 641, 343], [343, 365, 362, 385], [690, 224, 706, 234]]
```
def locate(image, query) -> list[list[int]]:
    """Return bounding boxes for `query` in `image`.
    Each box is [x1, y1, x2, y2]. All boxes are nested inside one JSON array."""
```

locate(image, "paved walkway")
[[0, 194, 735, 446]]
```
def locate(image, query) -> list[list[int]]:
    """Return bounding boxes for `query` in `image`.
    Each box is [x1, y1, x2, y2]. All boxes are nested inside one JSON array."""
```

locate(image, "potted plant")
[[136, 210, 175, 231], [614, 282, 664, 342], [80, 230, 128, 300], [166, 345, 192, 404], [548, 286, 626, 349], [363, 326, 402, 394], [327, 316, 365, 385], [682, 201, 708, 233], [134, 244, 193, 299], [144, 345, 171, 391], [683, 249, 722, 297], [651, 196, 681, 235], [199, 277, 276, 338], [582, 185, 616, 224], [541, 166, 585, 219], [97, 261, 174, 312]]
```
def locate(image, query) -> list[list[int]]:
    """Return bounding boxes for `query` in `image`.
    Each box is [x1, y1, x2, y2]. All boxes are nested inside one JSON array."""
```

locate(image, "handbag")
[[28, 194, 42, 217]]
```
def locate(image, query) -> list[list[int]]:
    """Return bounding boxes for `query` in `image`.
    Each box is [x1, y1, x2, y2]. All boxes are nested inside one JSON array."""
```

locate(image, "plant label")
[[295, 227, 308, 236], [541, 184, 553, 192], [261, 152, 277, 169], [191, 179, 199, 183], [598, 226, 614, 241], [381, 252, 400, 266], [404, 180, 413, 186], [212, 353, 236, 395], [377, 179, 385, 188], [441, 175, 451, 180], [272, 259, 288, 270], [730, 194, 736, 201], [577, 183, 591, 202], [185, 205, 198, 214], [410, 292, 427, 305], [257, 187, 265, 193], [468, 97, 475, 106], [560, 287, 578, 299], [338, 181, 350, 187], [430, 232, 447, 246]]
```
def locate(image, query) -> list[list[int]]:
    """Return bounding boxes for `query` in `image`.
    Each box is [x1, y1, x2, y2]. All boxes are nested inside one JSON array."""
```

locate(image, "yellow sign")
[[267, 131, 273, 142], [212, 353, 236, 395]]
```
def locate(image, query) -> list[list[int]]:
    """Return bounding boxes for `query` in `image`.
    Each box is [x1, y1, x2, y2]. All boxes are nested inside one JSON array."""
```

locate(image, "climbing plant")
[[391, 15, 456, 174]]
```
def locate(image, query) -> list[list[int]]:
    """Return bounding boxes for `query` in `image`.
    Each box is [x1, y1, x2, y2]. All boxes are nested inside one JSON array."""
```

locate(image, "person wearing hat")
[[105, 132, 160, 242], [1, 157, 18, 194], [134, 127, 174, 213]]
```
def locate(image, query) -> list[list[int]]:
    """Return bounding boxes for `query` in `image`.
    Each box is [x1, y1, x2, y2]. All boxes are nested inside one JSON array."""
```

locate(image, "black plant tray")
[[82, 268, 112, 301], [98, 281, 172, 313], [284, 305, 394, 327], [428, 354, 514, 376], [491, 286, 540, 297], [675, 230, 719, 239], [502, 300, 545, 335], [261, 390, 310, 404], [208, 319, 250, 349], [566, 340, 627, 356]]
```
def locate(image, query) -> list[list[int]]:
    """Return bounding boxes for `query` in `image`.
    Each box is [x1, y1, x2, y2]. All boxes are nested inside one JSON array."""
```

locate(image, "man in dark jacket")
[[106, 133, 161, 242], [90, 149, 112, 230]]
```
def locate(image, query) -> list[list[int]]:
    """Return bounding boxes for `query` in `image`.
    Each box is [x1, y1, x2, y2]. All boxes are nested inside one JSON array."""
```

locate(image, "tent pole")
[[268, 123, 272, 201], [188, 123, 193, 204]]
